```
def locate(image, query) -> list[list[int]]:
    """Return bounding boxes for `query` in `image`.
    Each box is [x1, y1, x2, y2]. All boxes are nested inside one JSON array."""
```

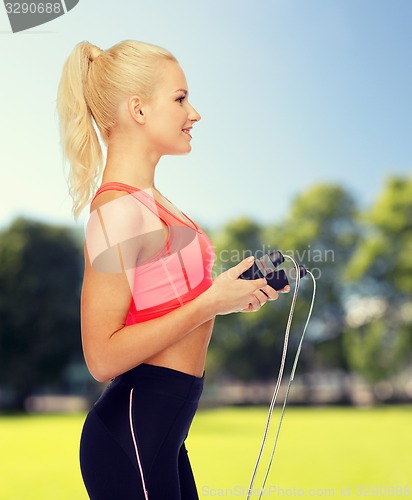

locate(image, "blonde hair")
[[56, 39, 177, 219]]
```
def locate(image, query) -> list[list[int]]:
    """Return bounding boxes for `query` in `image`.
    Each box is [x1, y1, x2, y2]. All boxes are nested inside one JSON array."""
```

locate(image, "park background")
[[0, 0, 411, 498]]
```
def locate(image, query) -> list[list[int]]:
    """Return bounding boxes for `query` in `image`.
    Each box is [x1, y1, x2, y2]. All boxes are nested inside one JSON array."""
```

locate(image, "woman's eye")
[[177, 95, 186, 103]]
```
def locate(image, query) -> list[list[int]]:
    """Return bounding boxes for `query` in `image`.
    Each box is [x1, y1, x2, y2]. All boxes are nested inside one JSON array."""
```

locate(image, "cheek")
[[175, 106, 188, 121]]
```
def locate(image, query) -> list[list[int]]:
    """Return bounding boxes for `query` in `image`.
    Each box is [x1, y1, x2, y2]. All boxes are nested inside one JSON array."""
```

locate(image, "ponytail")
[[56, 41, 105, 219], [56, 39, 176, 219]]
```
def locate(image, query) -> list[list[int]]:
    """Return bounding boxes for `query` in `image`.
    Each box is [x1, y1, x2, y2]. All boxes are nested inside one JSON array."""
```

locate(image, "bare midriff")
[[143, 318, 215, 378]]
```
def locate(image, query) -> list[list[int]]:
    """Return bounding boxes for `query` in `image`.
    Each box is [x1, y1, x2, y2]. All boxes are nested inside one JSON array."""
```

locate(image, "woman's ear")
[[128, 95, 145, 125]]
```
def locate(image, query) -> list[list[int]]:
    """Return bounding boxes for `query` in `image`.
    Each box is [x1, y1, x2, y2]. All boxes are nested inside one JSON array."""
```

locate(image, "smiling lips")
[[182, 127, 192, 138]]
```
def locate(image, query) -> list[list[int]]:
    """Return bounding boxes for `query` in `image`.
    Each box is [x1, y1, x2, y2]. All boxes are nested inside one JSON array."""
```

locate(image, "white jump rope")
[[246, 254, 317, 499]]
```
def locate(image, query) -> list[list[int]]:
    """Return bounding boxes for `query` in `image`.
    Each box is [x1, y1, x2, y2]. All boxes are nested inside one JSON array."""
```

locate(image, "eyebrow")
[[174, 88, 188, 94]]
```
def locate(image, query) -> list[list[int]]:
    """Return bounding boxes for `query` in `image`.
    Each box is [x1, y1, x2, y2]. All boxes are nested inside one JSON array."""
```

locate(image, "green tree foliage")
[[0, 218, 84, 407], [209, 184, 360, 381], [343, 318, 410, 385], [346, 176, 412, 294], [343, 176, 412, 384], [262, 184, 360, 374]]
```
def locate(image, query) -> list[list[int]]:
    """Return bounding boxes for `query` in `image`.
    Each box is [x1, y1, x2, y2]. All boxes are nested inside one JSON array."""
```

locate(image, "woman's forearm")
[[82, 291, 216, 383]]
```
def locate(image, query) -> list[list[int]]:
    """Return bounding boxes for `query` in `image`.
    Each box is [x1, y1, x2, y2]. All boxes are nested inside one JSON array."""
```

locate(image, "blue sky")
[[0, 0, 411, 231]]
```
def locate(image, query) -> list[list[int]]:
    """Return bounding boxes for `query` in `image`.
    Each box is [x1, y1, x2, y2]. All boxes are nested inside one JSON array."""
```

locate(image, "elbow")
[[86, 361, 110, 384], [88, 358, 115, 383], [83, 349, 113, 383], [91, 369, 111, 384]]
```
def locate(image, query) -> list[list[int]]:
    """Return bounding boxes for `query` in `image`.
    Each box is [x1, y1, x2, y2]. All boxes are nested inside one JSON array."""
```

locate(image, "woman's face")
[[144, 60, 201, 156]]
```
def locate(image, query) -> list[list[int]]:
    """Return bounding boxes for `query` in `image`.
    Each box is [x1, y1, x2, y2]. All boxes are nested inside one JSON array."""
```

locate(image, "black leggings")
[[79, 363, 204, 500]]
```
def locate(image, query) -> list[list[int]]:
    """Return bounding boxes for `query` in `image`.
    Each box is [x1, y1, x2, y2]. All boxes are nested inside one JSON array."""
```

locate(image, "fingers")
[[240, 301, 260, 313], [241, 289, 270, 313], [241, 282, 290, 312], [227, 256, 255, 279], [259, 284, 279, 301], [260, 282, 290, 299], [218, 256, 291, 315], [254, 289, 268, 307]]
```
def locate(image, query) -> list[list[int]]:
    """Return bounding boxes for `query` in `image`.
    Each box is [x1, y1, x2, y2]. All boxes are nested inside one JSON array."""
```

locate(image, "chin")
[[165, 146, 192, 157], [177, 144, 192, 155], [159, 138, 192, 156]]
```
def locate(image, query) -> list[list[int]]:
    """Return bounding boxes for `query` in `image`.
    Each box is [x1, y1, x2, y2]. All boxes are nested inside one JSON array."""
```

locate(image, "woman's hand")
[[203, 256, 289, 316]]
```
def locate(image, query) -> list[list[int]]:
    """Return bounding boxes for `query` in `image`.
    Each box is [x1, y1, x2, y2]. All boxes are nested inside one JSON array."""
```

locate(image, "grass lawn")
[[0, 406, 410, 499], [188, 406, 412, 498]]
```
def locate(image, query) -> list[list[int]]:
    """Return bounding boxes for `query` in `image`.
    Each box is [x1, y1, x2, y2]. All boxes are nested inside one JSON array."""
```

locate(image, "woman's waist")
[[143, 318, 214, 378]]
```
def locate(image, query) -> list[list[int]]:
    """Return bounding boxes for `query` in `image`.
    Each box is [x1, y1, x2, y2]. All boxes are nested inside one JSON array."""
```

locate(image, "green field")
[[0, 406, 411, 499]]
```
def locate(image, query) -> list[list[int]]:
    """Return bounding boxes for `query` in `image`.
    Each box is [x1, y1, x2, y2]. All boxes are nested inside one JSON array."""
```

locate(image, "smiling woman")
[[56, 39, 281, 499], [133, 63, 201, 156]]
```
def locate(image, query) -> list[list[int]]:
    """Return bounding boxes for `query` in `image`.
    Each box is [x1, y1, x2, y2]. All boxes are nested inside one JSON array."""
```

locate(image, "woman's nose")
[[188, 103, 201, 122]]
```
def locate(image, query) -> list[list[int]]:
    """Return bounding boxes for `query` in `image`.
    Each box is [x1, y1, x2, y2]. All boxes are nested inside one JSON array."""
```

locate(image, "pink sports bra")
[[90, 182, 215, 324]]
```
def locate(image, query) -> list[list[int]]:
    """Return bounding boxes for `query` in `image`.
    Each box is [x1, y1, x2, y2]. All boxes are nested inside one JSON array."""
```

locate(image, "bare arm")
[[81, 250, 277, 382], [81, 193, 279, 382]]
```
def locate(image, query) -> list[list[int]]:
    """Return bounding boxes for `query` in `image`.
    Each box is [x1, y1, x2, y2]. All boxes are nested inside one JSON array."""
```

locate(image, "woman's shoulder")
[[90, 186, 132, 211], [85, 186, 166, 264], [85, 189, 148, 272], [89, 184, 150, 222]]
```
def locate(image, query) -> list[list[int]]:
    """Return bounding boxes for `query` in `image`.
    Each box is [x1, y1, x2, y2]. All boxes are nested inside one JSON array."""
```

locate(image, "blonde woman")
[[56, 39, 283, 499]]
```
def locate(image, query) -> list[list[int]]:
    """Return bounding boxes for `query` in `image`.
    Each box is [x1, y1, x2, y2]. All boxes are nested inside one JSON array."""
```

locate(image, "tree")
[[261, 183, 360, 376], [344, 176, 412, 388], [346, 176, 412, 295], [208, 183, 360, 383], [0, 217, 85, 409]]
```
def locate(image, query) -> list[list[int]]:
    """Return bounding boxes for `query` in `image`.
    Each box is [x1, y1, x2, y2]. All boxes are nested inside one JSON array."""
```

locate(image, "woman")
[[56, 39, 283, 500]]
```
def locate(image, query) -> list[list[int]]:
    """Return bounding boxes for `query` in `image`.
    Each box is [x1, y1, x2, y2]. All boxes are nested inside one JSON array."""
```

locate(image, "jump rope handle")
[[239, 250, 307, 290]]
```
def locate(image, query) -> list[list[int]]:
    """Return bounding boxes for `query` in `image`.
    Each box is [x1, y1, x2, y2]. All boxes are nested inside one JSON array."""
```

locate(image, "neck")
[[101, 132, 161, 191]]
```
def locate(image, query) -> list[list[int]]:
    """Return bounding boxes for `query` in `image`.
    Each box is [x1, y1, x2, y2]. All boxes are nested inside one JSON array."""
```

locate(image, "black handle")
[[239, 251, 307, 291]]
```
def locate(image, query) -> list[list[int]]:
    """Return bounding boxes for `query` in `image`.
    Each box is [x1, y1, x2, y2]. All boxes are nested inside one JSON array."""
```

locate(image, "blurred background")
[[0, 0, 411, 498]]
